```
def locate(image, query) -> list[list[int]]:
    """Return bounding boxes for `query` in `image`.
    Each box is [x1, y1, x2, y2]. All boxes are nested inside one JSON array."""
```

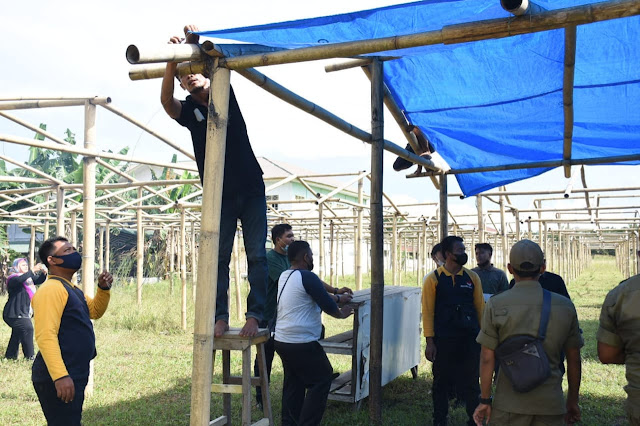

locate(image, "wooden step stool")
[[210, 328, 273, 426]]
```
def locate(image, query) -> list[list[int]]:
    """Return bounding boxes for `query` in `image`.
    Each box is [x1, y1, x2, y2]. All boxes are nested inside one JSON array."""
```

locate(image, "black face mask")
[[454, 253, 468, 266]]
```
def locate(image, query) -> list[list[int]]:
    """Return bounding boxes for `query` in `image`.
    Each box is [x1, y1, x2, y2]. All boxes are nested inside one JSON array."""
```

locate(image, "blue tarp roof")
[[199, 1, 640, 196]]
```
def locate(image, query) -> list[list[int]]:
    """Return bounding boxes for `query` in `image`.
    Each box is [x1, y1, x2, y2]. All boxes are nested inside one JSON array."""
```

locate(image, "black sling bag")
[[494, 289, 552, 393]]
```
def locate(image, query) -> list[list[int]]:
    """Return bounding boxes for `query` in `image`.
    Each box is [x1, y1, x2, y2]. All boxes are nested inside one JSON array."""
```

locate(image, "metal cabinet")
[[319, 286, 422, 404]]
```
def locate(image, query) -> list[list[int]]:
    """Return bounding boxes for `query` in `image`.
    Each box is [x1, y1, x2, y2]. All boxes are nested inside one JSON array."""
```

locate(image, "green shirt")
[[264, 249, 290, 323], [597, 275, 640, 417], [477, 280, 583, 415], [471, 264, 509, 295]]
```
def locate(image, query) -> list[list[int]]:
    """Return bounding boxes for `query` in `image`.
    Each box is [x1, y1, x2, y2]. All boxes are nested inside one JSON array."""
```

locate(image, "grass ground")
[[0, 256, 630, 425]]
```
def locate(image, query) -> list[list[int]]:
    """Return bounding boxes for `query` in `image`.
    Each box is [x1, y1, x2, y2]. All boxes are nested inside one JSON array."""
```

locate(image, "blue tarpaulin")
[[199, 1, 640, 196]]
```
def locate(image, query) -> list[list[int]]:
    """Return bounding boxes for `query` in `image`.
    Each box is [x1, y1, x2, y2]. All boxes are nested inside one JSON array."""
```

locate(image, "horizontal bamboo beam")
[[0, 134, 198, 172], [126, 43, 203, 64], [0, 176, 51, 185], [452, 185, 640, 198], [235, 67, 439, 171], [416, 152, 640, 178], [0, 97, 111, 110], [59, 178, 201, 190]]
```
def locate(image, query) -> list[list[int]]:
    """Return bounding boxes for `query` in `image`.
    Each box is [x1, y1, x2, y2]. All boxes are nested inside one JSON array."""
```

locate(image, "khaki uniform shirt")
[[472, 264, 509, 295], [597, 275, 640, 418], [476, 280, 583, 415]]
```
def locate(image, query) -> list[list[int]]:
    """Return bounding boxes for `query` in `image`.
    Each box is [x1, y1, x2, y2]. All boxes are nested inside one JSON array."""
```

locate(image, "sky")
[[2, 0, 639, 230]]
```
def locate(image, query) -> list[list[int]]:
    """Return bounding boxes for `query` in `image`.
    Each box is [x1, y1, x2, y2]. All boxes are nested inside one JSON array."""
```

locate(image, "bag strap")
[[538, 289, 552, 340], [276, 269, 299, 307]]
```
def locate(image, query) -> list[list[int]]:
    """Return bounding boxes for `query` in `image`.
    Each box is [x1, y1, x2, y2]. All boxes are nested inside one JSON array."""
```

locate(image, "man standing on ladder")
[[161, 25, 267, 337]]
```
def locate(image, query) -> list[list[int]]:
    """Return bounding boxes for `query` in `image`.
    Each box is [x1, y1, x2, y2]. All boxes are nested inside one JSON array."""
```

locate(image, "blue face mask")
[[52, 252, 83, 271]]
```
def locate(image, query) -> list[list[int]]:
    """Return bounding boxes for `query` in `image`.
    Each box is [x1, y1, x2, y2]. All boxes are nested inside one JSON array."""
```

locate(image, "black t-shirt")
[[176, 86, 264, 196], [508, 271, 571, 299]]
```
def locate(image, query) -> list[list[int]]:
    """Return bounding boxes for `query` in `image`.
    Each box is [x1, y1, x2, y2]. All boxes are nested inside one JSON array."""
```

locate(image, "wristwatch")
[[478, 395, 493, 405]]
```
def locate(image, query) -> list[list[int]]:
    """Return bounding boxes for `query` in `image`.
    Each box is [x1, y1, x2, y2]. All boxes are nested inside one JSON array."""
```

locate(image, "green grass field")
[[0, 256, 631, 425]]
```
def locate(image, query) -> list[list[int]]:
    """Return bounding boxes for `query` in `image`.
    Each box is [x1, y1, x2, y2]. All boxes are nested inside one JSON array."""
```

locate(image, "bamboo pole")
[[137, 187, 143, 306], [55, 186, 65, 238], [128, 0, 640, 77], [0, 97, 111, 110], [233, 229, 242, 321], [392, 214, 398, 286], [81, 101, 97, 398], [98, 227, 104, 272], [169, 226, 175, 294], [70, 211, 77, 285], [330, 221, 336, 287], [318, 203, 325, 280], [0, 153, 63, 185], [477, 195, 484, 243], [356, 178, 364, 290], [190, 64, 230, 426], [563, 25, 577, 178], [181, 208, 188, 331], [0, 134, 198, 172], [369, 58, 384, 425], [29, 226, 35, 266], [499, 188, 508, 272], [439, 175, 448, 239], [191, 221, 197, 301], [126, 43, 203, 64], [105, 220, 110, 271]]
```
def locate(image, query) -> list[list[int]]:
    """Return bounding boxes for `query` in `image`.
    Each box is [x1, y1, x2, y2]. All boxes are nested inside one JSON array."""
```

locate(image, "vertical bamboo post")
[[190, 65, 230, 426], [330, 220, 336, 286], [499, 188, 508, 272], [98, 227, 104, 272], [318, 203, 325, 280], [422, 220, 428, 279], [233, 229, 242, 321], [56, 186, 65, 238], [494, 233, 500, 269], [514, 210, 521, 241], [340, 236, 345, 278], [392, 214, 397, 286], [136, 187, 143, 306], [369, 57, 384, 425], [43, 219, 50, 241], [416, 233, 422, 286], [82, 100, 97, 398], [527, 218, 532, 240], [439, 175, 448, 239], [191, 220, 197, 301], [181, 208, 188, 331], [477, 195, 484, 243], [105, 220, 110, 272], [70, 212, 77, 285], [169, 226, 175, 294], [29, 226, 36, 266], [356, 178, 364, 290]]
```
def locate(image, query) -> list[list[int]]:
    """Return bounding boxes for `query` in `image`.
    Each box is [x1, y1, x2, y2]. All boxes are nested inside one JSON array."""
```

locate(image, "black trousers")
[[254, 335, 276, 405], [275, 340, 333, 426], [3, 317, 34, 359], [33, 377, 88, 426], [432, 335, 480, 426]]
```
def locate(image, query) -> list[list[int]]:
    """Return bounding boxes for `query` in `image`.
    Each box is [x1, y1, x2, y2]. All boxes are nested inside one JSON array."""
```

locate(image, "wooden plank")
[[211, 384, 243, 394], [319, 342, 353, 355], [242, 347, 252, 424], [330, 370, 352, 392], [227, 376, 261, 386], [252, 419, 270, 426], [320, 329, 354, 343]]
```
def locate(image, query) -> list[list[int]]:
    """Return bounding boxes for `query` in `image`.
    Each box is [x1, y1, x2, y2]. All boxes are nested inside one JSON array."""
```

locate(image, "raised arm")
[[160, 37, 183, 119]]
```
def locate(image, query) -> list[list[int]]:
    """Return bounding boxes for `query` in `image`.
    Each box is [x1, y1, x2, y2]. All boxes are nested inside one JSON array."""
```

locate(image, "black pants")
[[432, 335, 480, 426], [3, 317, 34, 359], [33, 377, 88, 426], [254, 334, 276, 405], [275, 340, 333, 426]]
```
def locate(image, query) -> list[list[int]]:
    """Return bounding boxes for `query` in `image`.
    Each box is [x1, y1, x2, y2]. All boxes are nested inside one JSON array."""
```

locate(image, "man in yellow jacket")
[[31, 236, 113, 426]]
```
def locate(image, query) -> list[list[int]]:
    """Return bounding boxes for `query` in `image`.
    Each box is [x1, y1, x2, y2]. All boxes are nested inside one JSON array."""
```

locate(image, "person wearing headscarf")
[[3, 257, 47, 360]]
